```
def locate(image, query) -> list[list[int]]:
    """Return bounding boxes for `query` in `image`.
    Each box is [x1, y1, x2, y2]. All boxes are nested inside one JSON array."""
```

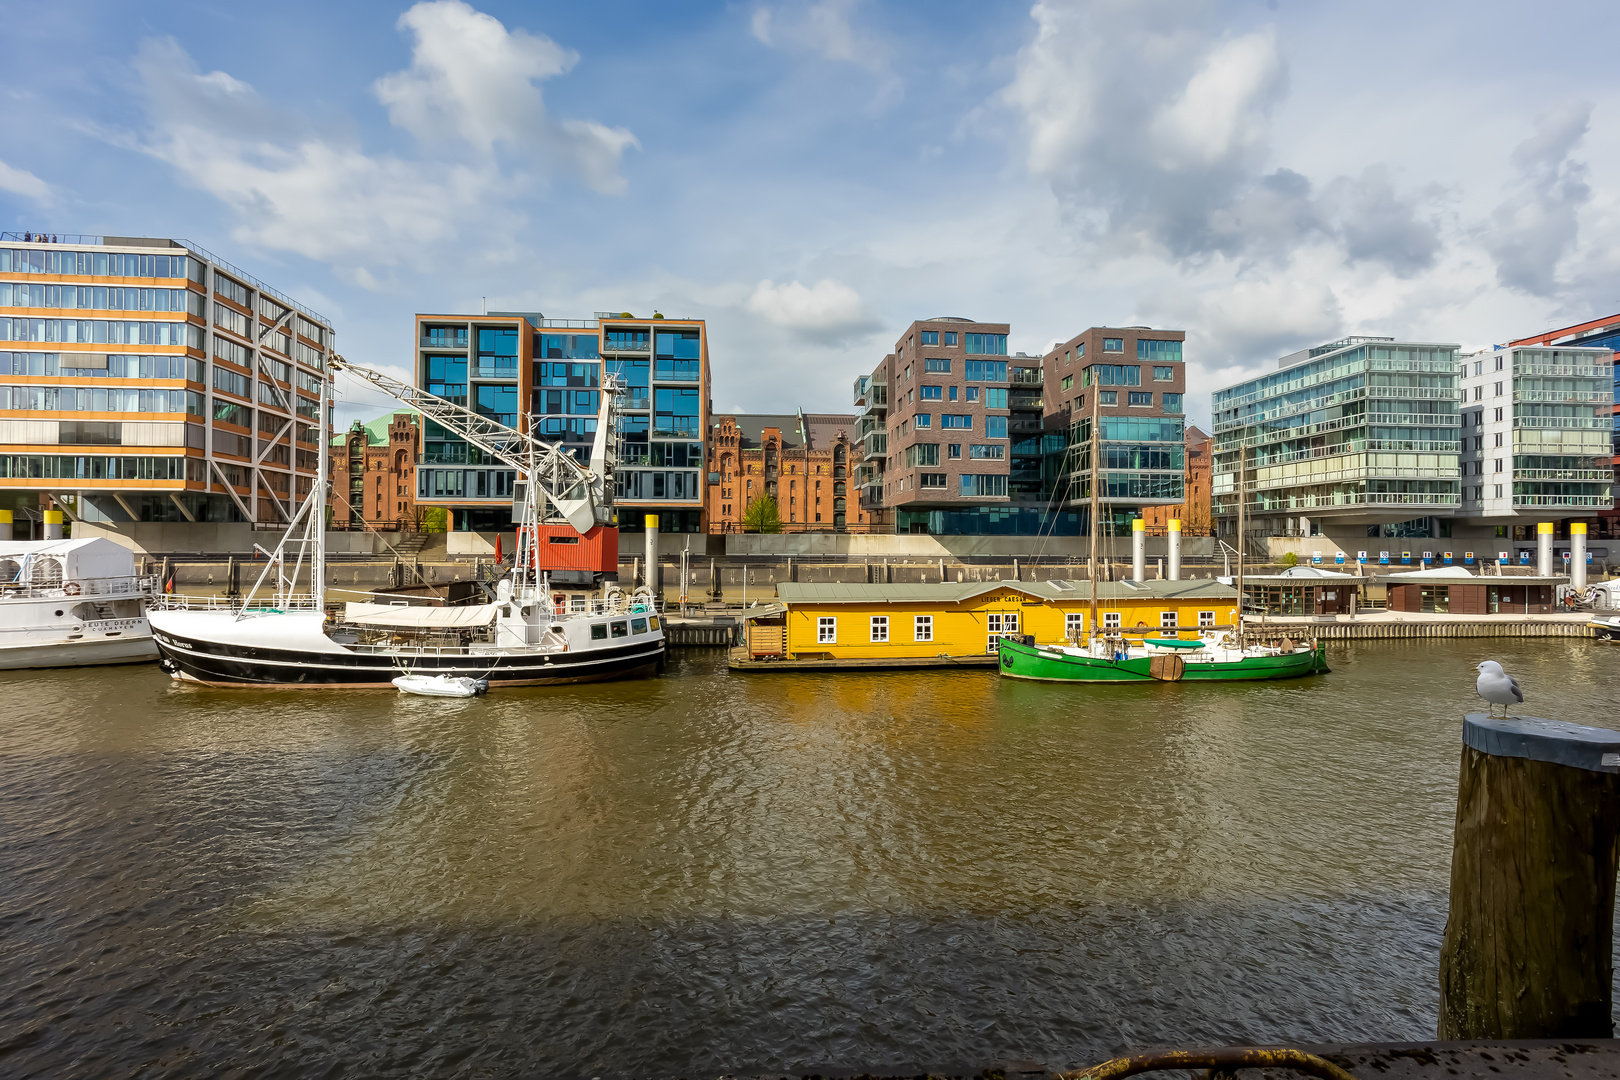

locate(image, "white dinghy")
[[392, 674, 489, 698]]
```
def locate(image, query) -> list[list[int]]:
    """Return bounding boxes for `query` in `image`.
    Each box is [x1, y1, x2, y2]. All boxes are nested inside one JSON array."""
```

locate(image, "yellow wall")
[[784, 588, 1239, 659]]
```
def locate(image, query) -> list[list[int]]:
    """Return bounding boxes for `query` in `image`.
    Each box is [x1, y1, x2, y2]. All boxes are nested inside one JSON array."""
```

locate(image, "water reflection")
[[0, 640, 1613, 1076]]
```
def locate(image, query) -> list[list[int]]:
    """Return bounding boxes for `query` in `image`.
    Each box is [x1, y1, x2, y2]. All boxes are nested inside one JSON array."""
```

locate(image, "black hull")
[[152, 629, 666, 688]]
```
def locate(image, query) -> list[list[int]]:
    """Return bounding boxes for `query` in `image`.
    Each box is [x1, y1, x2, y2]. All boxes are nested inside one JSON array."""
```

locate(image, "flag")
[[164, 570, 175, 594]]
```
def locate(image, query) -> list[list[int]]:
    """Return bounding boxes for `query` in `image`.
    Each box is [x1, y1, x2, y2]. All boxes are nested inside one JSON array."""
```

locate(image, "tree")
[[1280, 551, 1299, 568], [742, 496, 783, 533], [420, 507, 449, 533]]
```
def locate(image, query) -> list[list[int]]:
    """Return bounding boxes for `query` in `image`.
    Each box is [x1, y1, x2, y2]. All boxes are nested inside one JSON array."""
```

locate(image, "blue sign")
[[1497, 551, 1509, 564], [1379, 551, 1390, 565], [1311, 551, 1322, 564], [1464, 551, 1475, 565], [1357, 550, 1368, 561], [1335, 552, 1346, 565], [1401, 551, 1412, 565], [1422, 550, 1434, 564], [1519, 550, 1531, 565], [1443, 551, 1454, 565]]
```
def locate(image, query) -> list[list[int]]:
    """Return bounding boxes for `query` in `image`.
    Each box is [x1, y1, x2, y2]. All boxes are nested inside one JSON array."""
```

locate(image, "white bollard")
[[644, 514, 659, 597], [1571, 522, 1587, 590], [1538, 522, 1554, 578], [1168, 518, 1182, 581], [43, 509, 63, 539], [1132, 518, 1145, 582]]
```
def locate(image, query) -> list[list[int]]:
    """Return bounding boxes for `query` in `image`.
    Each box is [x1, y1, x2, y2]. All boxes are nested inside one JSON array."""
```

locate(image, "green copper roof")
[[332, 410, 418, 447]]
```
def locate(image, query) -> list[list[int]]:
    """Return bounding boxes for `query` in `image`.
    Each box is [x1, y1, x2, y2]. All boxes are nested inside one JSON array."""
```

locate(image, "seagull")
[[1475, 660, 1523, 718]]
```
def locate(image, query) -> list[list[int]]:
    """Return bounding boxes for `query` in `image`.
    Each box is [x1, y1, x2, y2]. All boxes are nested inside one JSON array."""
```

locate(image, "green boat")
[[997, 633, 1329, 683]]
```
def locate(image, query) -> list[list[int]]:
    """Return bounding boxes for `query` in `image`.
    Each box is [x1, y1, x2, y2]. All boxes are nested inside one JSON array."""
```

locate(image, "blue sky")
[[3, 0, 1619, 429]]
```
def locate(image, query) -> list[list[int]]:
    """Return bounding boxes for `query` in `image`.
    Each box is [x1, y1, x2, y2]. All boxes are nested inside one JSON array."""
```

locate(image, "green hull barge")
[[997, 635, 1330, 683]]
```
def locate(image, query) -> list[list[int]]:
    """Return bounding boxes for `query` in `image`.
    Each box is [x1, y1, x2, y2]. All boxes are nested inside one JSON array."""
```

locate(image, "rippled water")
[[1, 639, 1615, 1076]]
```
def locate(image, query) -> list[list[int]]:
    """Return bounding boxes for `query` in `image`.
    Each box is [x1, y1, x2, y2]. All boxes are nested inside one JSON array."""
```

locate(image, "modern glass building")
[[1041, 326, 1187, 533], [1456, 344, 1613, 525], [414, 312, 711, 532], [1210, 336, 1462, 539], [0, 232, 334, 534]]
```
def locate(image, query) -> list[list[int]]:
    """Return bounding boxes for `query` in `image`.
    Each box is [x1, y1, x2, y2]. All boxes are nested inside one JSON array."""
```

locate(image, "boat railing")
[[150, 594, 325, 612], [0, 574, 155, 600]]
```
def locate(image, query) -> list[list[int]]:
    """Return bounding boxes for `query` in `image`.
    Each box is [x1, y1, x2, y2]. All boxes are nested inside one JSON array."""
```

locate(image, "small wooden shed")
[[1383, 566, 1566, 614]]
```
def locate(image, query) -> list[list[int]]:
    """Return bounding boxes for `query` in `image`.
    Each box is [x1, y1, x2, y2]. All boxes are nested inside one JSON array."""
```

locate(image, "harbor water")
[[1, 640, 1615, 1076]]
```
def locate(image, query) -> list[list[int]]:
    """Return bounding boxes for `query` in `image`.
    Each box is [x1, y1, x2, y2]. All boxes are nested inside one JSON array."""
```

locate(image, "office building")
[[0, 232, 334, 535], [1455, 343, 1613, 532], [1505, 314, 1620, 540], [413, 311, 711, 532], [1040, 326, 1187, 532], [706, 412, 867, 531], [1210, 336, 1462, 543], [331, 411, 421, 529]]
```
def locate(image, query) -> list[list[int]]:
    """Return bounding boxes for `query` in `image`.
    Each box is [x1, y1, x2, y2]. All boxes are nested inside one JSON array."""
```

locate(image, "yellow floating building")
[[753, 579, 1239, 664]]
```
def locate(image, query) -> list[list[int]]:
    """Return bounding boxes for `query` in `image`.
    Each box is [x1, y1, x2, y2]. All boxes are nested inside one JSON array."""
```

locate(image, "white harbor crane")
[[330, 354, 624, 539]]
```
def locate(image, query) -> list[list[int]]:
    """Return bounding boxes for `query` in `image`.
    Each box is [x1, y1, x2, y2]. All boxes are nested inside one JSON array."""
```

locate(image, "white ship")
[[149, 355, 666, 689], [0, 537, 157, 669]]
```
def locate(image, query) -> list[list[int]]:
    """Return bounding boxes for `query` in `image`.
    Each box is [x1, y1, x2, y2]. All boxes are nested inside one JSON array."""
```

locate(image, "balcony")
[[602, 337, 650, 353], [1514, 416, 1611, 429], [1512, 495, 1612, 507], [1513, 390, 1610, 404], [1513, 469, 1612, 481]]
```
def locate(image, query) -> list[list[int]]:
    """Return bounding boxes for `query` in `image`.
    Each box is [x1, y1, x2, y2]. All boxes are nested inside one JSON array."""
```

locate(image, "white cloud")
[[745, 278, 879, 342], [749, 0, 886, 72], [1486, 101, 1592, 297], [0, 158, 52, 204], [374, 0, 637, 194], [128, 3, 635, 275]]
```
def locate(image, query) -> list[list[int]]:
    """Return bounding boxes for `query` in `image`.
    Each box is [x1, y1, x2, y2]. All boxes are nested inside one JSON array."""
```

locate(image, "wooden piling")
[[1438, 713, 1620, 1039]]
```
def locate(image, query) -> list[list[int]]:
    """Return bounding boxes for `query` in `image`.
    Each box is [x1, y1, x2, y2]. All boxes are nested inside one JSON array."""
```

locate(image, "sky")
[[3, 0, 1619, 431]]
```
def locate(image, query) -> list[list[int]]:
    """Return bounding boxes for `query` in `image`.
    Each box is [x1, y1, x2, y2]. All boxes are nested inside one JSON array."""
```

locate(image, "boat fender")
[[64, 583, 81, 596]]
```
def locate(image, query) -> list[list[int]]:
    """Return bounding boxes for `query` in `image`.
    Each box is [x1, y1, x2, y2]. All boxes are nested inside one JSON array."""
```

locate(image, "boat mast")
[[1235, 437, 1244, 649], [312, 351, 330, 608], [1088, 383, 1100, 646]]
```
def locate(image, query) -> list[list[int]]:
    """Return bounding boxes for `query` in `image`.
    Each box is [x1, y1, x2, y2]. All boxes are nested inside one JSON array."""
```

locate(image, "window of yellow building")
[[870, 616, 888, 642], [1160, 611, 1177, 628], [914, 615, 932, 641], [817, 617, 835, 643]]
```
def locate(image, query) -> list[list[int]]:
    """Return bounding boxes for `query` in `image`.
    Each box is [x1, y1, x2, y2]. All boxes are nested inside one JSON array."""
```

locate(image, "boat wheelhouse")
[[0, 537, 156, 669]]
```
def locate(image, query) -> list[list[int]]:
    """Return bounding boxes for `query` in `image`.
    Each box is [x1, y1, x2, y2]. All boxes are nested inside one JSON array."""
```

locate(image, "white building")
[[1455, 344, 1613, 532]]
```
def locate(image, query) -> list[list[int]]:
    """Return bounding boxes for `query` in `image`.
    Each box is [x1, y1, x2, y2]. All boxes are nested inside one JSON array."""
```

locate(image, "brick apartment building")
[[1040, 326, 1187, 532], [707, 412, 866, 531], [1141, 424, 1211, 533], [330, 410, 421, 529]]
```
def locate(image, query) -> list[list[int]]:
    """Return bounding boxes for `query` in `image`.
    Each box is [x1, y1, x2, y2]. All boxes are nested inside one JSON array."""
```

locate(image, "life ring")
[[64, 583, 81, 596]]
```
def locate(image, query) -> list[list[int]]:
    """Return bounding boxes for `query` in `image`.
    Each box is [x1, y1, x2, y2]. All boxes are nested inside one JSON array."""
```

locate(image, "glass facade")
[[1211, 338, 1461, 522]]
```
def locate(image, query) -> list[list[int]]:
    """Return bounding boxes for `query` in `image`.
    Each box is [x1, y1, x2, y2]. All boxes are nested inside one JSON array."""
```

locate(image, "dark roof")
[[716, 411, 857, 450], [776, 578, 1237, 605]]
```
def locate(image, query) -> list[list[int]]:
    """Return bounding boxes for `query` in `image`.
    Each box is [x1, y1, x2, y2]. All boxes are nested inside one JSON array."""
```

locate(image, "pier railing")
[[0, 575, 154, 599]]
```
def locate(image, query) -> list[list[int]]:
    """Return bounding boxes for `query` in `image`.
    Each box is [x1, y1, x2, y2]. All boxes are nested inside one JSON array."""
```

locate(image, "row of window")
[[905, 443, 1006, 466], [919, 358, 1010, 381], [0, 385, 198, 414], [917, 385, 1010, 406], [0, 351, 198, 379], [815, 608, 1215, 644], [0, 249, 193, 279], [617, 469, 702, 501], [1070, 390, 1183, 411], [0, 283, 202, 315], [0, 453, 191, 480], [0, 318, 200, 347]]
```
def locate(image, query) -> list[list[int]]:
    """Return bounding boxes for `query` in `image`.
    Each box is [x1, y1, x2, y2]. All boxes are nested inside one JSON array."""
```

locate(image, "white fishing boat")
[[392, 673, 489, 698], [150, 356, 666, 688], [0, 537, 157, 669]]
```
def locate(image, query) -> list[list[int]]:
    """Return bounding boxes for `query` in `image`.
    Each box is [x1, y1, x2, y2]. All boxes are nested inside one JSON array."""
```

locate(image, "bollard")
[[0, 508, 10, 541], [644, 515, 659, 598], [1537, 522, 1554, 577], [1168, 518, 1182, 580], [1131, 518, 1145, 581], [1438, 713, 1620, 1039], [43, 509, 63, 539], [1571, 523, 1587, 591]]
